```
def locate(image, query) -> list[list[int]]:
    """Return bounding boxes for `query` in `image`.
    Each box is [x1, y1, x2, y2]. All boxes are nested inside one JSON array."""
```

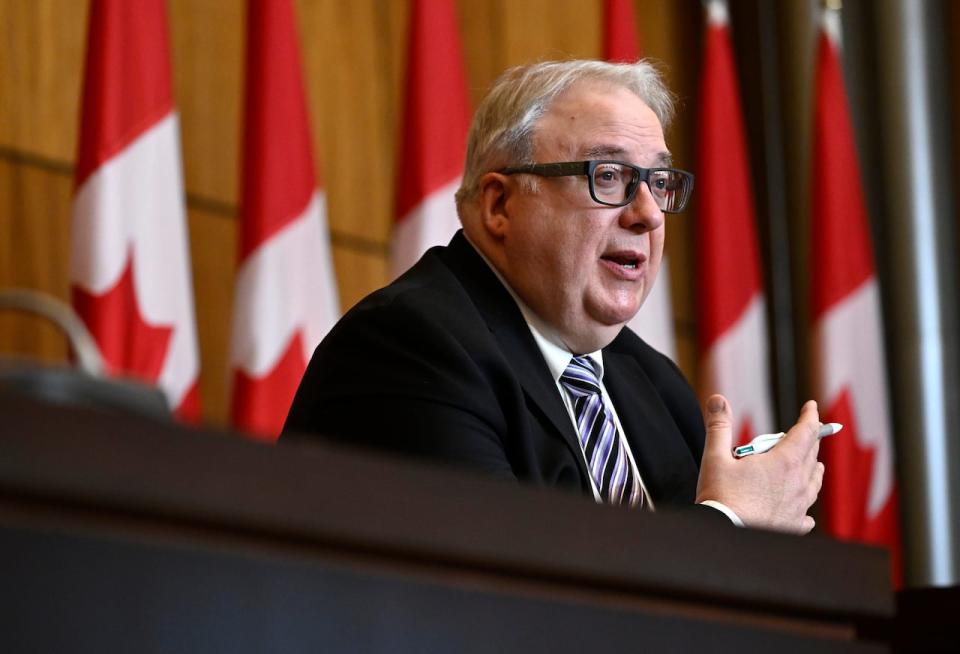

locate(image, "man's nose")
[[619, 181, 665, 232]]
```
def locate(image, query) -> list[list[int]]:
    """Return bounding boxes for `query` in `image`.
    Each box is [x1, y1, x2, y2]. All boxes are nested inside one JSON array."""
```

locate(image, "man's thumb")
[[703, 394, 734, 456]]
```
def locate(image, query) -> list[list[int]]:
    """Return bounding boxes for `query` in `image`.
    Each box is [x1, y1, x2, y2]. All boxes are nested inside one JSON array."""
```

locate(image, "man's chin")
[[593, 301, 643, 327], [566, 320, 630, 353], [565, 329, 623, 354]]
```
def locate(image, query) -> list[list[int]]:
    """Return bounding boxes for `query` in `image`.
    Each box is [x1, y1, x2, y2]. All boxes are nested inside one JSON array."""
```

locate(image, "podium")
[[0, 394, 892, 652]]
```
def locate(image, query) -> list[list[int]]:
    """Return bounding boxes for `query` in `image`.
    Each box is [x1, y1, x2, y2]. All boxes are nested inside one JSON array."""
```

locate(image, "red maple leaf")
[[231, 331, 307, 441], [820, 388, 902, 586], [72, 252, 174, 385]]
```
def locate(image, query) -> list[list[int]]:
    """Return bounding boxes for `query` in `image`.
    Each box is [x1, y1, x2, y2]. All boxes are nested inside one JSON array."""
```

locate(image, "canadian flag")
[[602, 0, 640, 63], [811, 6, 901, 585], [70, 0, 201, 420], [230, 0, 339, 440], [696, 0, 774, 444], [390, 0, 469, 278], [603, 0, 677, 359]]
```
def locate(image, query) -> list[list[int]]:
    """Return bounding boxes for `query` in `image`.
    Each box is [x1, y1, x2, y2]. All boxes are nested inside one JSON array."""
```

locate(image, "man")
[[284, 59, 824, 532]]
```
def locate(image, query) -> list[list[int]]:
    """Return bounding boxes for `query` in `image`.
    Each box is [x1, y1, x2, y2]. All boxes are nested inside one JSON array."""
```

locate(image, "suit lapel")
[[439, 233, 589, 482], [492, 319, 583, 453], [603, 349, 700, 504]]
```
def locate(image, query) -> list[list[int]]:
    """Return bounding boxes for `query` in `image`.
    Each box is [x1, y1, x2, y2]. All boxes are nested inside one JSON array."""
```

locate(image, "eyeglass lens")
[[590, 163, 689, 212]]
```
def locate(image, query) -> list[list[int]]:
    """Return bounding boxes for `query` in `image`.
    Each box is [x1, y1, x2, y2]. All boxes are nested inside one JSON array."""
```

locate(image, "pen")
[[733, 423, 843, 458]]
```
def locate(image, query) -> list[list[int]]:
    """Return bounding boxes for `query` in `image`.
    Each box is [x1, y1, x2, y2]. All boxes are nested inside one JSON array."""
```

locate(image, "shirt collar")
[[463, 233, 605, 383]]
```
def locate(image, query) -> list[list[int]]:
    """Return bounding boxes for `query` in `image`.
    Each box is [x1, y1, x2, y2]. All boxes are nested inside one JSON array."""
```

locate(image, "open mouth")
[[601, 253, 643, 269]]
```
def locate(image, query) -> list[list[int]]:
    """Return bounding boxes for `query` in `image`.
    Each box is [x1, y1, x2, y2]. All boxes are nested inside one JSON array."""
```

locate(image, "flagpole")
[[754, 0, 797, 426], [874, 0, 960, 586]]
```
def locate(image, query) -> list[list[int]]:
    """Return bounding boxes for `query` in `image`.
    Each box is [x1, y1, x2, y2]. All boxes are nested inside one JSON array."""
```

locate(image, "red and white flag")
[[811, 6, 901, 584], [390, 0, 469, 278], [602, 0, 640, 63], [71, 0, 201, 420], [230, 0, 339, 440], [603, 0, 677, 359], [696, 0, 773, 443]]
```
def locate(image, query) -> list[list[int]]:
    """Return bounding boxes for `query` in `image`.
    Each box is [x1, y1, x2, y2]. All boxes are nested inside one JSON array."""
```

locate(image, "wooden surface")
[[0, 392, 894, 652]]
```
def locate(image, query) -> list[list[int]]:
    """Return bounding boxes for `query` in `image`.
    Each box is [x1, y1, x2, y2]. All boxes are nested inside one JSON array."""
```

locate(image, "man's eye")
[[595, 166, 624, 186], [650, 173, 678, 192]]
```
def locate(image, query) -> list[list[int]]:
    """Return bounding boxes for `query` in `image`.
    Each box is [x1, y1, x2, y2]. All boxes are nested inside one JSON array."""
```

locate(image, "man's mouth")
[[601, 252, 645, 269], [599, 251, 647, 280]]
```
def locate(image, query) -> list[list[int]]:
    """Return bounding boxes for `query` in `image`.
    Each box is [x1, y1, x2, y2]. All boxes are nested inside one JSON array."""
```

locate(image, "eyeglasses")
[[498, 160, 694, 213]]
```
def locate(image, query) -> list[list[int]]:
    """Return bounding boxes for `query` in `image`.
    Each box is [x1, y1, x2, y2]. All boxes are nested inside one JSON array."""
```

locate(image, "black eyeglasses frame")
[[497, 160, 694, 213]]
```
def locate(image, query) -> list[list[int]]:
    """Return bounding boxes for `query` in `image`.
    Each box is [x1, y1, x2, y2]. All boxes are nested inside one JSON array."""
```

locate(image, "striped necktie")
[[559, 356, 643, 507]]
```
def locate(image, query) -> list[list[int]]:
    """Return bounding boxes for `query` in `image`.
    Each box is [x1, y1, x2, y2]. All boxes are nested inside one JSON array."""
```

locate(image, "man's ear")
[[477, 172, 511, 239]]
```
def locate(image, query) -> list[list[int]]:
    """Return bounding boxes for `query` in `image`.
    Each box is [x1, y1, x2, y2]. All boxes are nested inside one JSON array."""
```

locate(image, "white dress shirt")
[[519, 307, 654, 507]]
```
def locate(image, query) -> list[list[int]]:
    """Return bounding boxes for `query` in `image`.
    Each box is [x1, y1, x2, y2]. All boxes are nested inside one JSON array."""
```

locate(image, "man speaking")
[[283, 59, 824, 533]]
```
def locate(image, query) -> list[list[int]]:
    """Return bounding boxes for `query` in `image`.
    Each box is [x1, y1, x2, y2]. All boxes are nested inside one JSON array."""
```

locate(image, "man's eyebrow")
[[579, 146, 674, 167], [581, 145, 627, 158], [654, 151, 673, 167]]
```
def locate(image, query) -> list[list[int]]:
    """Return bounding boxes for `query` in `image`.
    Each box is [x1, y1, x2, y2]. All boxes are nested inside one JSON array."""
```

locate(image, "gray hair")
[[455, 59, 676, 210]]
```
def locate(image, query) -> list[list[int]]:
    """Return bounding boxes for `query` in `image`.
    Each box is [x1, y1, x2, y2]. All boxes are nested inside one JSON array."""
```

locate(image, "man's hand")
[[695, 395, 826, 534]]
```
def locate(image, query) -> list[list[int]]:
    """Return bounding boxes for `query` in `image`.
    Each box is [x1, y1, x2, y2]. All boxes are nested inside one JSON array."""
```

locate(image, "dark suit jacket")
[[284, 231, 708, 509]]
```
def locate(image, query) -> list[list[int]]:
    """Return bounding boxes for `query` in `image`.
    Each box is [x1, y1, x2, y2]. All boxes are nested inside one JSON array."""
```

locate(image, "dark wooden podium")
[[0, 394, 892, 653]]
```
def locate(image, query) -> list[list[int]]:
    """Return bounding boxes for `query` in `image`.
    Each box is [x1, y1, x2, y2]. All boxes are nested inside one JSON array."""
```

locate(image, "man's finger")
[[799, 400, 820, 435], [781, 400, 821, 455], [806, 432, 822, 465], [813, 461, 825, 491], [702, 394, 734, 458]]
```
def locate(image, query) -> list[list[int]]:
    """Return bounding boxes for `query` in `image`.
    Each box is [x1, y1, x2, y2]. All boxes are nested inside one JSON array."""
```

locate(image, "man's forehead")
[[533, 82, 669, 163], [544, 79, 659, 122]]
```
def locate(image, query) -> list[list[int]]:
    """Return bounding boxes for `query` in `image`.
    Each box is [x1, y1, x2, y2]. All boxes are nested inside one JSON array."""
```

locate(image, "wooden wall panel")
[[0, 0, 87, 162], [1, 0, 703, 425], [185, 207, 236, 426], [299, 0, 405, 245], [0, 158, 72, 363], [331, 245, 390, 313], [500, 0, 601, 64], [169, 0, 244, 206], [458, 0, 503, 107]]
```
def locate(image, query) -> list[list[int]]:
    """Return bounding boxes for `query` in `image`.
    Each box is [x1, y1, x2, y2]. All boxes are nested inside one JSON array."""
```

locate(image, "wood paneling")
[[0, 158, 72, 362], [458, 0, 503, 107], [169, 0, 245, 206], [501, 0, 601, 64], [0, 1, 87, 162], [0, 0, 704, 425], [331, 244, 389, 314], [298, 0, 405, 244], [185, 206, 236, 426]]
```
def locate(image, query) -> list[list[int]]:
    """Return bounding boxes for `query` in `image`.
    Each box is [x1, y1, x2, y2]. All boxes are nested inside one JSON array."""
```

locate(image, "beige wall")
[[0, 0, 701, 425]]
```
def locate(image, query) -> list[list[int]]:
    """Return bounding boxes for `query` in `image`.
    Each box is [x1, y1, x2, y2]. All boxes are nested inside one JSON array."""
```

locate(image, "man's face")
[[498, 81, 669, 353]]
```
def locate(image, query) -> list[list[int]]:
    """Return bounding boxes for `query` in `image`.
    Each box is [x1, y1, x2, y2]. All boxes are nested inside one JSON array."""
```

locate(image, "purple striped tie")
[[560, 356, 643, 507]]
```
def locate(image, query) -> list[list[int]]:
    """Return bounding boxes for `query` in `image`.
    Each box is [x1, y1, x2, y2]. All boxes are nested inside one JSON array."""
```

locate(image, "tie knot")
[[560, 356, 601, 396]]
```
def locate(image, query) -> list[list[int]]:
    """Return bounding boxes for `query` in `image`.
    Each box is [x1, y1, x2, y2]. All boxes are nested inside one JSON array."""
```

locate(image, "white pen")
[[733, 423, 843, 458]]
